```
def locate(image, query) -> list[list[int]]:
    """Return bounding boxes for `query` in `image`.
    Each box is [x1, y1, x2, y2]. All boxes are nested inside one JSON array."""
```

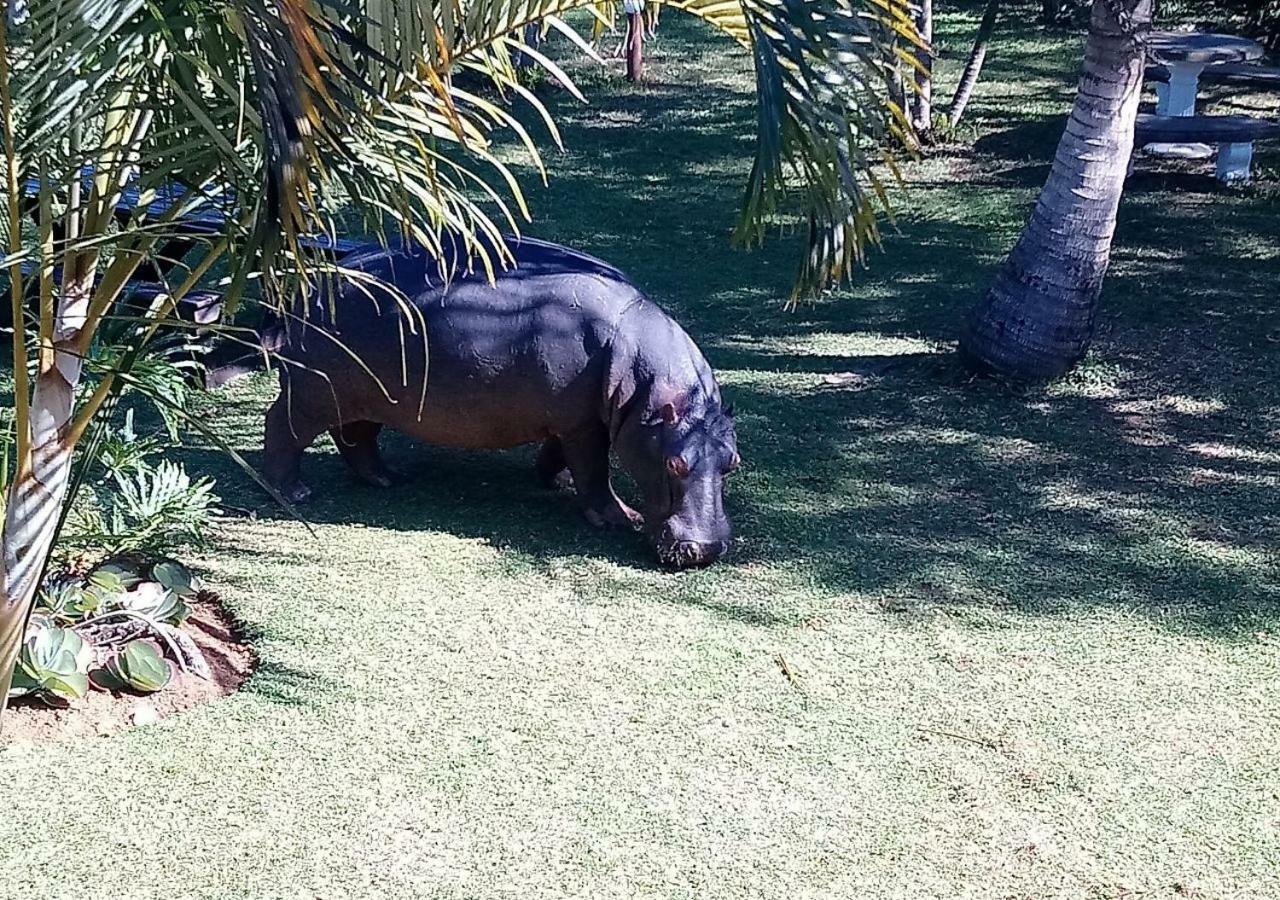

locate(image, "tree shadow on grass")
[[723, 365, 1280, 636], [244, 659, 341, 708], [973, 115, 1066, 167], [186, 336, 1280, 639], [187, 440, 803, 627], [180, 15, 1279, 638]]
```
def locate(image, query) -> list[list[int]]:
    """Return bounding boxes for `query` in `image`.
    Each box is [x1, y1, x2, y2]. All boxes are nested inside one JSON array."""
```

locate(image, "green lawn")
[[4, 5, 1280, 897]]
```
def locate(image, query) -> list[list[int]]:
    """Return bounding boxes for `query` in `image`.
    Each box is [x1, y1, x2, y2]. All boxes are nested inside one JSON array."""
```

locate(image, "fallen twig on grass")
[[918, 726, 1000, 751], [774, 653, 800, 688]]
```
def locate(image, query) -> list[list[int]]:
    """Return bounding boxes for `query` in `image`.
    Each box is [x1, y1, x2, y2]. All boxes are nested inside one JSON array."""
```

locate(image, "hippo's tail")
[[201, 310, 288, 390]]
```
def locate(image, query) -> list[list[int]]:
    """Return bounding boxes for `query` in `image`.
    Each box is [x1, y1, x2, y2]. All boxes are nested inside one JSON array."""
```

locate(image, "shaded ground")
[[2, 4, 1279, 897]]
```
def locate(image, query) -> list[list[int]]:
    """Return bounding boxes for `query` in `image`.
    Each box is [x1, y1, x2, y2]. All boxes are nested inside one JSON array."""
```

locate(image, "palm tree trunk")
[[0, 282, 89, 708], [625, 11, 644, 82], [910, 0, 934, 135], [948, 0, 1000, 128], [959, 0, 1152, 380]]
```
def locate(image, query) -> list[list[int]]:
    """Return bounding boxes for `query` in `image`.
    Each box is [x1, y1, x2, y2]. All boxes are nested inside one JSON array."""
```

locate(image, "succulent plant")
[[93, 641, 172, 694], [8, 626, 93, 705], [35, 583, 102, 624], [152, 560, 201, 599], [89, 563, 141, 592], [115, 582, 190, 626]]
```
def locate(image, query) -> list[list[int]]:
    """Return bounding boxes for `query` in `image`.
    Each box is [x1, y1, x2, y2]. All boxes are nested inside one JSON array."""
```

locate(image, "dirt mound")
[[2, 598, 254, 745]]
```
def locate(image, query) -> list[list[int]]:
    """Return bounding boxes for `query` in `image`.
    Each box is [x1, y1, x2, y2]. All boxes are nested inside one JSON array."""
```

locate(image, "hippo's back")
[[285, 235, 650, 447], [341, 234, 634, 299]]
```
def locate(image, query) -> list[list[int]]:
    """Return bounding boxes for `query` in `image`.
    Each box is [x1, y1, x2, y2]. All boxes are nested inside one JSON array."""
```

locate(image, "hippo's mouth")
[[655, 539, 730, 570]]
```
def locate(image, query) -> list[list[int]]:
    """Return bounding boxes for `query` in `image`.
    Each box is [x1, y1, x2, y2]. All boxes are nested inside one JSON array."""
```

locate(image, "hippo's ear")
[[666, 455, 690, 478], [649, 384, 689, 427]]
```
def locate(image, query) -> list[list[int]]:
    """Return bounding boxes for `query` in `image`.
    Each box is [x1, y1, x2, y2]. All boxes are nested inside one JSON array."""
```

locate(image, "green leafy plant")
[[115, 582, 190, 627], [8, 626, 93, 706], [52, 385, 220, 565], [8, 553, 214, 711], [152, 561, 202, 599], [92, 411, 163, 477], [88, 350, 200, 445], [88, 565, 141, 593], [67, 459, 219, 556], [35, 583, 102, 625], [93, 641, 172, 694]]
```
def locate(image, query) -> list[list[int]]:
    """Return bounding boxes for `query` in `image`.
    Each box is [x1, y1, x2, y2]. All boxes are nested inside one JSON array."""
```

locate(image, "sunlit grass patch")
[[2, 7, 1280, 899]]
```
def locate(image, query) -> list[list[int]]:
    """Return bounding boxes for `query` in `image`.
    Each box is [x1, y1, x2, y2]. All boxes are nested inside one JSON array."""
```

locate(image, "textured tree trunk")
[[625, 11, 644, 82], [910, 0, 934, 135], [948, 0, 1001, 128], [959, 0, 1152, 380], [0, 279, 90, 709], [887, 25, 908, 141]]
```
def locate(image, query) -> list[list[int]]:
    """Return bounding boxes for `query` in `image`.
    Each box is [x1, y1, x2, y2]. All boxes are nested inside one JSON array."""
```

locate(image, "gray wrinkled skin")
[[262, 235, 739, 568]]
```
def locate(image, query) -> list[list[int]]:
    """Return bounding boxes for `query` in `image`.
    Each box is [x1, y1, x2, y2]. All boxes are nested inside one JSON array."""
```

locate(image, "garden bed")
[[3, 593, 253, 745]]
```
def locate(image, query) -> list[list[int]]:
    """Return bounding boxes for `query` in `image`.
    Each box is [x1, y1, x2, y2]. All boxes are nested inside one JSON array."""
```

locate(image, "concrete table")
[[1145, 32, 1264, 159], [1149, 32, 1265, 115]]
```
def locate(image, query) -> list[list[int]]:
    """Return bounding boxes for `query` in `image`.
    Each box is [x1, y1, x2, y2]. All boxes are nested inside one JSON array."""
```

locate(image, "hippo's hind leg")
[[263, 387, 334, 505], [330, 420, 397, 488], [535, 436, 573, 490], [559, 424, 642, 529]]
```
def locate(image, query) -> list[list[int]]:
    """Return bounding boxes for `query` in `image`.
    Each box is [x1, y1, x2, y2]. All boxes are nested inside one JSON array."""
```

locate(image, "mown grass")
[[3, 4, 1280, 897]]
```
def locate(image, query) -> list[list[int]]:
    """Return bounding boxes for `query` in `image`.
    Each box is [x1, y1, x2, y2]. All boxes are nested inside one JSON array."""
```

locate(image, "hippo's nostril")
[[657, 539, 728, 569]]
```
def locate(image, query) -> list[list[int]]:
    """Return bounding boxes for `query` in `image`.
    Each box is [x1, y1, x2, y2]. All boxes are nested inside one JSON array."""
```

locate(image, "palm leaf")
[[11, 0, 914, 310]]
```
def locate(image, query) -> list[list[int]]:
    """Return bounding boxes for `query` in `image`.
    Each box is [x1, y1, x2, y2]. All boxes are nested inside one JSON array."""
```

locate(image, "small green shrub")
[[92, 641, 173, 694], [60, 396, 220, 559], [67, 457, 219, 556], [8, 626, 93, 706], [36, 582, 103, 625]]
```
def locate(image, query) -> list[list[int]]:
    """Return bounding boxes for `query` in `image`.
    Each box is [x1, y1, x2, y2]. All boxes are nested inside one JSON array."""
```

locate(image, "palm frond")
[[338, 0, 917, 297], [11, 0, 913, 312]]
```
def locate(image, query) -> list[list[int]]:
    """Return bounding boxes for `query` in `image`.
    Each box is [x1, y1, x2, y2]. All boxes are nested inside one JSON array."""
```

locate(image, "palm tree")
[[909, 0, 933, 136], [948, 0, 1001, 129], [958, 0, 1152, 379], [0, 0, 917, 720]]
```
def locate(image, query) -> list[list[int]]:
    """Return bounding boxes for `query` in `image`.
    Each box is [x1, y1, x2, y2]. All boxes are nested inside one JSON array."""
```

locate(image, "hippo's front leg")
[[535, 436, 574, 490], [263, 391, 331, 505], [559, 424, 642, 530], [330, 420, 398, 488]]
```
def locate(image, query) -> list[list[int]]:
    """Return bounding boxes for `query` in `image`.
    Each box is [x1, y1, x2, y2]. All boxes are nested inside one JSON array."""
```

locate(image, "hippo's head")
[[617, 387, 739, 568]]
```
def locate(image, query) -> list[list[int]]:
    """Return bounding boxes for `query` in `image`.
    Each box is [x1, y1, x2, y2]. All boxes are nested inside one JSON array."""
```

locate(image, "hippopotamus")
[[260, 235, 740, 568]]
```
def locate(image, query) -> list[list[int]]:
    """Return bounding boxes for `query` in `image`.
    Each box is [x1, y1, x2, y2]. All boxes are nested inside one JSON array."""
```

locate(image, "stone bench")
[[1134, 113, 1280, 182]]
